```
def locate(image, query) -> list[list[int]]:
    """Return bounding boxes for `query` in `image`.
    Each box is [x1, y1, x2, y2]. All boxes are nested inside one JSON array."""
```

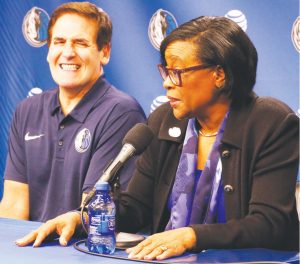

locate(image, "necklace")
[[199, 130, 218, 137]]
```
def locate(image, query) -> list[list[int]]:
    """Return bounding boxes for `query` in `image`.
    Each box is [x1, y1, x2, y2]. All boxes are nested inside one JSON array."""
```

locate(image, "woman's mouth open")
[[168, 96, 180, 108]]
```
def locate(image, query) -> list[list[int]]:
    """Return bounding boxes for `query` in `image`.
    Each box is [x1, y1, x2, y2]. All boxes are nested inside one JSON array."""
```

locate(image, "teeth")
[[60, 64, 80, 71]]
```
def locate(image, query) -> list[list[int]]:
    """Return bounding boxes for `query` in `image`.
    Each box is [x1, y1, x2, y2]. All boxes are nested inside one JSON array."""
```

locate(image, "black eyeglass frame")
[[157, 63, 212, 86]]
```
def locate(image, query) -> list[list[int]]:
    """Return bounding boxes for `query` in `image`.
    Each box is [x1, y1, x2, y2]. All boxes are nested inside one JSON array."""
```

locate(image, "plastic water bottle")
[[87, 182, 116, 254]]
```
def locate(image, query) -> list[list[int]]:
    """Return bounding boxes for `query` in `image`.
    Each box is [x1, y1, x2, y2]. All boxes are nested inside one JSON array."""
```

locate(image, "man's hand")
[[126, 227, 196, 260], [15, 212, 82, 247]]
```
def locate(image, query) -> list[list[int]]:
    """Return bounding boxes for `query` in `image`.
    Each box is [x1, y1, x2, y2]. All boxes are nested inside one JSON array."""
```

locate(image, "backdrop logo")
[[148, 9, 178, 50], [22, 7, 50, 47], [292, 17, 300, 53], [27, 87, 43, 98], [225, 10, 247, 31], [75, 128, 91, 153], [150, 95, 169, 113]]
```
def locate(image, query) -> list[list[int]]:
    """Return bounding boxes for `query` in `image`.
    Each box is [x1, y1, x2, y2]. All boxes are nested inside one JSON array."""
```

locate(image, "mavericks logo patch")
[[75, 128, 91, 153]]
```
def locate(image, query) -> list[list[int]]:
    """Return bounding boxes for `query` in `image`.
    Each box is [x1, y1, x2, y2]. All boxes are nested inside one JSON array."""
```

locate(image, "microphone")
[[82, 123, 154, 206]]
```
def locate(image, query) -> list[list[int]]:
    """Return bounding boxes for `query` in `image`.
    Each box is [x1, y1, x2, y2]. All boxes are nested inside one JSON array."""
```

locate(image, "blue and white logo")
[[225, 10, 247, 32], [292, 17, 300, 53], [148, 9, 178, 50], [150, 95, 169, 113], [75, 128, 91, 153], [22, 7, 50, 47], [27, 87, 43, 98], [108, 217, 115, 231]]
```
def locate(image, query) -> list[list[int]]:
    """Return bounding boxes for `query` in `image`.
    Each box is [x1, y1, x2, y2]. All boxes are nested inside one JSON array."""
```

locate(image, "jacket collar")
[[157, 91, 259, 150]]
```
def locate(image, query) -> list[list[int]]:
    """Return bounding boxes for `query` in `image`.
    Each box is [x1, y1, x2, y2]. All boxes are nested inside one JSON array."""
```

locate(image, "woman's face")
[[163, 41, 223, 120]]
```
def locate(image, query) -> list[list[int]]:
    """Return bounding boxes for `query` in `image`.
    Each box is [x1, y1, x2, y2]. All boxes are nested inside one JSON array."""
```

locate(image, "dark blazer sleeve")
[[190, 97, 299, 252], [118, 109, 160, 233]]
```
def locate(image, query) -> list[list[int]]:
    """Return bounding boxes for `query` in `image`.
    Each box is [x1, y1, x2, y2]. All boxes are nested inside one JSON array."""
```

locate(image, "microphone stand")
[[112, 174, 145, 250]]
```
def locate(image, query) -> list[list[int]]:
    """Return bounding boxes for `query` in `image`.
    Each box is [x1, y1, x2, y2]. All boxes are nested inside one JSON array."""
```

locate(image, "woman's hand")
[[126, 227, 196, 260], [14, 212, 82, 247]]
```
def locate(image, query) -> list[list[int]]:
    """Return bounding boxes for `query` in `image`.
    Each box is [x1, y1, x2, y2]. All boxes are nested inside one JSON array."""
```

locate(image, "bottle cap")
[[95, 182, 109, 191]]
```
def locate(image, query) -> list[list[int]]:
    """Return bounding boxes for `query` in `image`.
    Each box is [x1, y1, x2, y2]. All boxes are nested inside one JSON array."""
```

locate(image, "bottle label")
[[91, 216, 101, 225], [89, 225, 99, 235], [89, 214, 115, 235]]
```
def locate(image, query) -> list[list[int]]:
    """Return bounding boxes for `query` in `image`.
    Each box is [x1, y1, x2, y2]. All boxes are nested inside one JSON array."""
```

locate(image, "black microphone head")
[[122, 123, 154, 155]]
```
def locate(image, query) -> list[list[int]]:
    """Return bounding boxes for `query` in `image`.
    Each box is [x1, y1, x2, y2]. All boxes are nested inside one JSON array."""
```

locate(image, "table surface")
[[1, 217, 299, 264]]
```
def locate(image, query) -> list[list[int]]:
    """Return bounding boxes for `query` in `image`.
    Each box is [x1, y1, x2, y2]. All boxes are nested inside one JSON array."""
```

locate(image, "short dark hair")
[[47, 2, 112, 51], [160, 16, 258, 102]]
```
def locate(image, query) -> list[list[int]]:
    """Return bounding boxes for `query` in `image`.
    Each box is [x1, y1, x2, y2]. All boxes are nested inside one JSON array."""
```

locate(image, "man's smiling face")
[[47, 13, 106, 92]]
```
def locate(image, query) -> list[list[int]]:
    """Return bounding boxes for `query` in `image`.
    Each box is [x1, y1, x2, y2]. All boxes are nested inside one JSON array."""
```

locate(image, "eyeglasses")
[[157, 63, 212, 86]]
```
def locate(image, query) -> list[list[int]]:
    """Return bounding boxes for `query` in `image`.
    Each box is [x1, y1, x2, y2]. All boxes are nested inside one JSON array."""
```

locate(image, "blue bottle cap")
[[95, 182, 109, 190]]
